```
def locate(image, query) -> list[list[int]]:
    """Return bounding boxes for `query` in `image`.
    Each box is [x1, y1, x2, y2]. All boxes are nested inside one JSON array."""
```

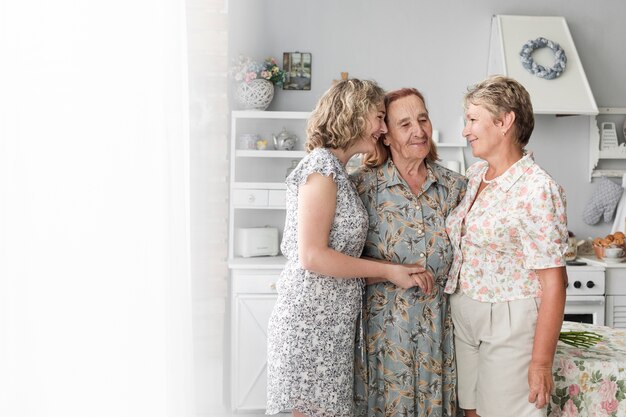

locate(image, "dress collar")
[[379, 158, 439, 191], [480, 151, 535, 192]]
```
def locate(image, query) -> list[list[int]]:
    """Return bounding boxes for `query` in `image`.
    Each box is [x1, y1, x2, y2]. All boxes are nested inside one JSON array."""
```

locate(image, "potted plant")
[[230, 55, 286, 110]]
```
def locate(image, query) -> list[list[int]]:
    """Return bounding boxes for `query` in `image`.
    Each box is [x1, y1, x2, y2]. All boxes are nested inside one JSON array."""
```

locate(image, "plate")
[[603, 257, 625, 263]]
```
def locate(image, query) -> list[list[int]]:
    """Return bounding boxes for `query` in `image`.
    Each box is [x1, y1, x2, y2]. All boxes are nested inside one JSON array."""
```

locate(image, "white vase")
[[235, 79, 275, 110]]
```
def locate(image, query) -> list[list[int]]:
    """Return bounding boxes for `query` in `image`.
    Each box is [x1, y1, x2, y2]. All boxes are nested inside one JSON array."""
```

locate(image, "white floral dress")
[[266, 148, 368, 417]]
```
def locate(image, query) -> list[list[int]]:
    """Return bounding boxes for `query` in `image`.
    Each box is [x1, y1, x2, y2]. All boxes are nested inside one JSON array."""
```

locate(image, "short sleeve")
[[518, 179, 568, 269], [286, 148, 342, 189]]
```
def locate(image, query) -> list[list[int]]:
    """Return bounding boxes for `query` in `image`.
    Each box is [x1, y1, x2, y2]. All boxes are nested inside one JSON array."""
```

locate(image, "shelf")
[[591, 169, 626, 179], [235, 150, 306, 158], [436, 142, 467, 147], [589, 107, 626, 181], [233, 205, 286, 210], [232, 182, 286, 189], [232, 110, 310, 120], [598, 150, 626, 159], [228, 255, 286, 269], [598, 107, 626, 114]]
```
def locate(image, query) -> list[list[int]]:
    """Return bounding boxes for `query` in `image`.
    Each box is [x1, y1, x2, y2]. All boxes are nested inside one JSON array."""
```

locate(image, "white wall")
[[229, 0, 626, 239]]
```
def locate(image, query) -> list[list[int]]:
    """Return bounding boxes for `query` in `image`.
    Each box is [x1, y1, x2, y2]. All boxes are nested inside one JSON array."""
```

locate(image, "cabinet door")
[[232, 293, 277, 412], [606, 296, 626, 329]]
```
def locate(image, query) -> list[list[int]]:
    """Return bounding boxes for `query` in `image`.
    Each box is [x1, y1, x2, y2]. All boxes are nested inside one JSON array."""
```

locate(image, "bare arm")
[[528, 266, 567, 409], [297, 173, 426, 288]]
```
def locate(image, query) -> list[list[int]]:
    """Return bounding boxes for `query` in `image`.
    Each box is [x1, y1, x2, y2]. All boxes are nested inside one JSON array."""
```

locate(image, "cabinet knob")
[[270, 282, 276, 290], [247, 194, 256, 203]]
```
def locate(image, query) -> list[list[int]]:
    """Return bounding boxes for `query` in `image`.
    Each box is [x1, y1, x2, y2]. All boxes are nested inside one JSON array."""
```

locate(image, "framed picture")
[[282, 52, 312, 90]]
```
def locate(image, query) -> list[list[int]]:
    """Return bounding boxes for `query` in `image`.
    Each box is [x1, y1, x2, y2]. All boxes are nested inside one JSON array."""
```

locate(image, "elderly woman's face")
[[463, 102, 502, 159], [384, 95, 432, 164]]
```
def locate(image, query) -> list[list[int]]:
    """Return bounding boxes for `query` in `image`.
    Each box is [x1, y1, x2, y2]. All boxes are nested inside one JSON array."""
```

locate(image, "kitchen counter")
[[549, 321, 626, 416], [578, 255, 626, 268]]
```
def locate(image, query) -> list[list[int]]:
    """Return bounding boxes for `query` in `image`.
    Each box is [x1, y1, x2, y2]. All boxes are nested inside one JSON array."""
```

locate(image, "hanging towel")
[[611, 173, 626, 233], [583, 177, 624, 225]]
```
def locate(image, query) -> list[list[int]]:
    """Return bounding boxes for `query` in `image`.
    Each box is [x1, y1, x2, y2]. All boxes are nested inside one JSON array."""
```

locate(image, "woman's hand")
[[384, 264, 433, 292], [528, 363, 553, 409], [412, 270, 434, 294]]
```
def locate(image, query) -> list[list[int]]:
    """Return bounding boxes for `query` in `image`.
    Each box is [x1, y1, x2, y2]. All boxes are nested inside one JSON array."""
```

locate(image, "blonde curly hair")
[[305, 79, 385, 152]]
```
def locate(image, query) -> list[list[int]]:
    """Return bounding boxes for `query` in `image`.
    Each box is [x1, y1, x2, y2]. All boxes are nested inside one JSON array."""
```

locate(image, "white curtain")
[[0, 1, 194, 416]]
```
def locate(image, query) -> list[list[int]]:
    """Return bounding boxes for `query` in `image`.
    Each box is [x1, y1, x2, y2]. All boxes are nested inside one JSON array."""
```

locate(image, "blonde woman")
[[266, 79, 433, 417]]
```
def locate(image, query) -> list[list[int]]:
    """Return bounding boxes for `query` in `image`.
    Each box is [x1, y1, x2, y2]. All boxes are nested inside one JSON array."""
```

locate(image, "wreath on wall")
[[519, 37, 567, 80]]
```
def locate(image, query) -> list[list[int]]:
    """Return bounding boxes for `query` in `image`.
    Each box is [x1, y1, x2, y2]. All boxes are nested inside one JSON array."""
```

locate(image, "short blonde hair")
[[305, 79, 385, 152], [364, 87, 439, 167], [464, 75, 535, 147]]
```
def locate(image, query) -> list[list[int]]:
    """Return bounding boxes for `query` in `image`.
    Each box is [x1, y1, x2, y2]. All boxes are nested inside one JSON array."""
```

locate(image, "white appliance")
[[235, 227, 279, 258], [565, 265, 605, 326]]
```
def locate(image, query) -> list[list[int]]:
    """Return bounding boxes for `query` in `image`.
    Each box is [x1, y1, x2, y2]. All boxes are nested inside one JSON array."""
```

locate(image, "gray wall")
[[228, 0, 626, 240]]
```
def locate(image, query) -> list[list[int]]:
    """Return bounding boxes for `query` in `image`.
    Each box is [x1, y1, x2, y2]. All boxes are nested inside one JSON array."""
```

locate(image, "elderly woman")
[[351, 88, 467, 417], [266, 79, 431, 417], [445, 75, 568, 417]]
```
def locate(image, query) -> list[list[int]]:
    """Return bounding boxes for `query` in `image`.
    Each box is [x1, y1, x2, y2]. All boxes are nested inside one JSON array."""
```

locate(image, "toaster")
[[235, 227, 280, 257]]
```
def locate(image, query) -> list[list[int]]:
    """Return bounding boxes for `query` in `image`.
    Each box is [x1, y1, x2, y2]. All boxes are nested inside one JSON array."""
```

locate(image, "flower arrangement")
[[230, 55, 286, 86]]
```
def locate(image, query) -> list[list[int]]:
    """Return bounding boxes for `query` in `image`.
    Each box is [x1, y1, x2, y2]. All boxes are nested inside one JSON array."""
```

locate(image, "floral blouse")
[[445, 152, 568, 302]]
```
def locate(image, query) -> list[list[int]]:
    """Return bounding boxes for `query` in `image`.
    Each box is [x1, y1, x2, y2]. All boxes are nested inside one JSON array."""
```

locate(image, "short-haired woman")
[[446, 75, 568, 417]]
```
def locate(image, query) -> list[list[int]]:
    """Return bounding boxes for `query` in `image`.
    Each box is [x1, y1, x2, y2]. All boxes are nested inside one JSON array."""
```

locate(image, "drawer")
[[268, 189, 286, 207], [232, 274, 280, 294], [232, 189, 268, 207]]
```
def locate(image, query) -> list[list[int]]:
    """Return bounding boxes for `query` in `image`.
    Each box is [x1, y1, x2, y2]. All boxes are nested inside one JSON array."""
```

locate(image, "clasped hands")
[[387, 264, 434, 293]]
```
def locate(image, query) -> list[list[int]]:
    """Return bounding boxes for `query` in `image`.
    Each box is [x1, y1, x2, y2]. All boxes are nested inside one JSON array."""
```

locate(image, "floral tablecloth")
[[549, 321, 626, 417]]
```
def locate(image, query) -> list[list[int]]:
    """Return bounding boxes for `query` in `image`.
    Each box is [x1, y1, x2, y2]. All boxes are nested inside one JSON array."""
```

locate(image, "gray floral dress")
[[350, 159, 467, 417], [267, 147, 368, 417]]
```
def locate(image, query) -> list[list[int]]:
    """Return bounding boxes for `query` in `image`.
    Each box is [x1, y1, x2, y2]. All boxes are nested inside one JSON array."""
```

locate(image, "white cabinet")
[[588, 107, 626, 180], [228, 111, 308, 413], [606, 296, 626, 329], [605, 268, 626, 328], [230, 269, 280, 412]]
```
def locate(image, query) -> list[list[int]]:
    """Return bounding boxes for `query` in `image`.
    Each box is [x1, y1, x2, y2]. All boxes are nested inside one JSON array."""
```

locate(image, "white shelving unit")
[[589, 107, 626, 181], [228, 111, 308, 414], [228, 110, 309, 263]]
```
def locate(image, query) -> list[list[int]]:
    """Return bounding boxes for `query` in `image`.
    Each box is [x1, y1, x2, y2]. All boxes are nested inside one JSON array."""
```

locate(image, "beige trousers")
[[450, 291, 547, 417]]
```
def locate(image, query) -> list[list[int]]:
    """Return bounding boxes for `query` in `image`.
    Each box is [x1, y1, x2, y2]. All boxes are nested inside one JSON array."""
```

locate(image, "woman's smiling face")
[[463, 102, 502, 159], [385, 95, 432, 164], [360, 102, 387, 153]]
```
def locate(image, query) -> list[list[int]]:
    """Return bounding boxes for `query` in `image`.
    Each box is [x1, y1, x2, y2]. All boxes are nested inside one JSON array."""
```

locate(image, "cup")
[[238, 133, 259, 150], [605, 247, 625, 258]]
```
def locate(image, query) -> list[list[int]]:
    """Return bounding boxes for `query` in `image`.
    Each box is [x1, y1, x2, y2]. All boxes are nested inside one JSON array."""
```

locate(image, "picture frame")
[[282, 52, 312, 90]]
